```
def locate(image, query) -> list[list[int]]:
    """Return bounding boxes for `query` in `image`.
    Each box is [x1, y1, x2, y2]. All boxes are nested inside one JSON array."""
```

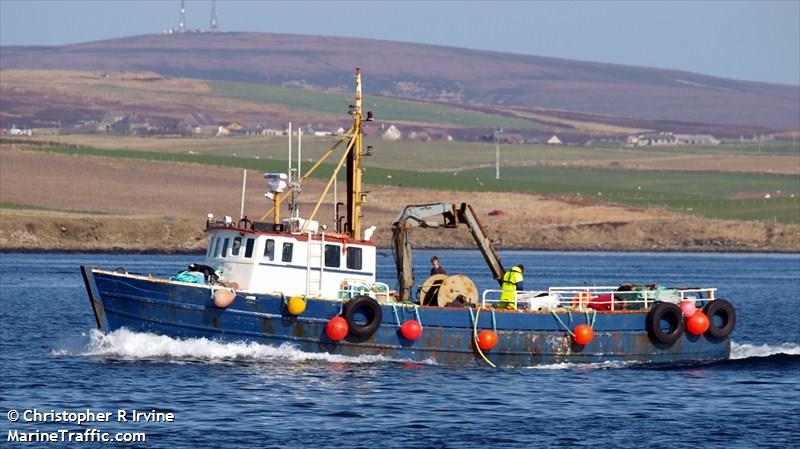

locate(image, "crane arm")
[[456, 203, 505, 282], [391, 202, 505, 301]]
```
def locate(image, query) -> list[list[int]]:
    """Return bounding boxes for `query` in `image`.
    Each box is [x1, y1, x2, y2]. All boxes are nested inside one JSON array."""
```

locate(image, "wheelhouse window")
[[231, 237, 242, 256], [221, 238, 230, 258], [346, 247, 363, 270], [282, 242, 293, 262], [244, 238, 255, 258], [207, 237, 216, 256], [324, 244, 341, 268], [213, 237, 222, 257], [264, 239, 275, 261]]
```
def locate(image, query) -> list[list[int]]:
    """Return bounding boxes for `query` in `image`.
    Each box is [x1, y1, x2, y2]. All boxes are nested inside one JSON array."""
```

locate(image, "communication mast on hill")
[[178, 0, 186, 33], [209, 0, 219, 32]]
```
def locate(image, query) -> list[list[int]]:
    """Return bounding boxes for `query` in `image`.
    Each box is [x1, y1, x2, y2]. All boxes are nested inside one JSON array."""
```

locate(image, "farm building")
[[382, 125, 402, 141], [547, 135, 563, 145], [674, 134, 720, 146], [627, 132, 720, 147]]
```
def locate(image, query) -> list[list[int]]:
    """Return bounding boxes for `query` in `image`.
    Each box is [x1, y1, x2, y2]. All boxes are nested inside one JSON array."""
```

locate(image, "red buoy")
[[325, 316, 349, 341], [686, 310, 710, 335], [477, 330, 498, 351], [400, 320, 422, 341], [573, 324, 594, 345]]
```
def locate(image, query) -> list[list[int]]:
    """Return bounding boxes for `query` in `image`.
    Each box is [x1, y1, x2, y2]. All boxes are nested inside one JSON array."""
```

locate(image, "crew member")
[[430, 256, 447, 276], [498, 265, 524, 310]]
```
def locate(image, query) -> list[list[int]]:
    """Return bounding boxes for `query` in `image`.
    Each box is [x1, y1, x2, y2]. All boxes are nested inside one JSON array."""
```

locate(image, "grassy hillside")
[[2, 32, 798, 128], [4, 69, 794, 140], [211, 81, 544, 129], [8, 143, 798, 224]]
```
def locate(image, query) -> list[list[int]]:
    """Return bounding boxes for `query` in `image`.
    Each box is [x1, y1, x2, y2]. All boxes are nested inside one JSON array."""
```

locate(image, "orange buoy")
[[325, 316, 349, 341], [573, 324, 594, 345], [477, 330, 498, 351], [686, 310, 710, 335], [400, 320, 422, 341], [213, 288, 236, 308]]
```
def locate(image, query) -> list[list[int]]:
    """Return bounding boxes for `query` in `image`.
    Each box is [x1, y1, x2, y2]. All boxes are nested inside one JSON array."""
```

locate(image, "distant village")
[[0, 111, 779, 149]]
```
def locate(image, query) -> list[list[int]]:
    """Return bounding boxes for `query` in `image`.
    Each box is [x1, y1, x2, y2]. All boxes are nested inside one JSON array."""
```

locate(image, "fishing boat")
[[80, 69, 736, 367]]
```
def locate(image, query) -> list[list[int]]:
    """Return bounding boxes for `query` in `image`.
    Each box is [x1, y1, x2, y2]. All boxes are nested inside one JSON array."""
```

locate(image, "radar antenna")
[[178, 0, 186, 33], [209, 0, 219, 32]]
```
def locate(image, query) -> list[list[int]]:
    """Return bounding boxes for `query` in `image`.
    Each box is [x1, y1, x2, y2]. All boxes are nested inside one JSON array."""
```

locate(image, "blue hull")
[[81, 267, 730, 367]]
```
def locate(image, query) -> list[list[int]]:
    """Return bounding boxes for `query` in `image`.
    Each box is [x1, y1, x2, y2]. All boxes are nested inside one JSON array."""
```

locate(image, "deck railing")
[[481, 286, 717, 311], [338, 281, 392, 303]]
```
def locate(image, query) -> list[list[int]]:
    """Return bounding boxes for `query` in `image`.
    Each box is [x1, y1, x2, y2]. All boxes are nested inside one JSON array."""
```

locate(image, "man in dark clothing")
[[430, 256, 447, 276]]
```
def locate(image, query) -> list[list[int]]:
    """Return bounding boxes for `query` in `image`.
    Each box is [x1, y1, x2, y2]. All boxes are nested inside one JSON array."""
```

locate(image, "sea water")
[[0, 251, 798, 448]]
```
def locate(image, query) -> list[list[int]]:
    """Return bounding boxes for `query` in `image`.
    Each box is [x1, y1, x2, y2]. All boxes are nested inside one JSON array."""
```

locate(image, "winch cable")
[[471, 307, 496, 368], [552, 307, 597, 336], [585, 309, 597, 328], [391, 304, 401, 328], [412, 305, 423, 331], [551, 310, 575, 337]]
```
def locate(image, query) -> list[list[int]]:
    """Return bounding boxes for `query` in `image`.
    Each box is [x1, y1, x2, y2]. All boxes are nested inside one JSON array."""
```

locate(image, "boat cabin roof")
[[205, 221, 375, 246]]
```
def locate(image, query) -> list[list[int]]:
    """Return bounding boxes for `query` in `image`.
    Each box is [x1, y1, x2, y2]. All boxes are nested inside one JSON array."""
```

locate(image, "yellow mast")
[[262, 68, 368, 240], [346, 68, 365, 240]]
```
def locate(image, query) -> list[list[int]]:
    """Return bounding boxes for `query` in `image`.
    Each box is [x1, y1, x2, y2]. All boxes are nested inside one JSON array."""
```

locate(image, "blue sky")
[[1, 0, 798, 85]]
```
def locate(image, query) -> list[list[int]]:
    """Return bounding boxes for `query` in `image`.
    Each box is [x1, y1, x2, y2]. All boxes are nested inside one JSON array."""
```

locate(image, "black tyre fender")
[[703, 299, 736, 339], [344, 295, 383, 339], [646, 302, 684, 345]]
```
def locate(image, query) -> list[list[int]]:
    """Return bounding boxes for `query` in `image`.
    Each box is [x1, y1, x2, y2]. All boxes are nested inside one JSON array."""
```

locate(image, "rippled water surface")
[[1, 251, 798, 448]]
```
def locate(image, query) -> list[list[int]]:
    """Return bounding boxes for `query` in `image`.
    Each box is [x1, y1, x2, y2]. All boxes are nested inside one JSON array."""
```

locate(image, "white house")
[[9, 126, 32, 136], [547, 135, 562, 145], [674, 134, 720, 146], [382, 125, 402, 141], [628, 132, 719, 147]]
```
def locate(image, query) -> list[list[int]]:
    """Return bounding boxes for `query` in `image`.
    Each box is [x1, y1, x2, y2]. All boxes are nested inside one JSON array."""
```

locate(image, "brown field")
[[0, 69, 311, 127], [2, 149, 797, 252]]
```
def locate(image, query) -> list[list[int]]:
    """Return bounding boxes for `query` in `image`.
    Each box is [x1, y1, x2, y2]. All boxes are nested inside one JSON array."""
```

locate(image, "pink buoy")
[[680, 300, 697, 318], [400, 320, 422, 341], [213, 288, 236, 308]]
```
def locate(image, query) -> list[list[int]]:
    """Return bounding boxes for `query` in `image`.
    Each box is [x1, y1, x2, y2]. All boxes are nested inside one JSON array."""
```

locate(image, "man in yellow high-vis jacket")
[[498, 265, 524, 310]]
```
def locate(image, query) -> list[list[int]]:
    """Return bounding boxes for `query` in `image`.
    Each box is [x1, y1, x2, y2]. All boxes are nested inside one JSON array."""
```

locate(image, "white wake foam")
[[53, 329, 434, 365], [526, 360, 639, 370], [730, 341, 800, 360]]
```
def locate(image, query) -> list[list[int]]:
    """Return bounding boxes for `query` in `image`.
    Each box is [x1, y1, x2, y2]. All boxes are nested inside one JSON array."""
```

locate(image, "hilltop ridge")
[[2, 31, 798, 129]]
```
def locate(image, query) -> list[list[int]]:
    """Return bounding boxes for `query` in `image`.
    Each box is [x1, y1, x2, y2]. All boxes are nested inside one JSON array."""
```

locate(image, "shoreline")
[[2, 247, 798, 255]]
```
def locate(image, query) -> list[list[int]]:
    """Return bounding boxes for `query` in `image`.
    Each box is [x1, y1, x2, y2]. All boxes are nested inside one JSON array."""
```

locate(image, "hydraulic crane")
[[391, 203, 505, 301]]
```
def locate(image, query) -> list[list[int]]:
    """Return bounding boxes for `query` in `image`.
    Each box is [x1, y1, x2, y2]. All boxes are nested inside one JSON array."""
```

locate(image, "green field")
[[476, 165, 799, 198], [210, 81, 545, 130], [22, 133, 798, 178], [10, 143, 799, 224], [674, 142, 800, 156], [0, 202, 108, 215], [0, 202, 52, 211]]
